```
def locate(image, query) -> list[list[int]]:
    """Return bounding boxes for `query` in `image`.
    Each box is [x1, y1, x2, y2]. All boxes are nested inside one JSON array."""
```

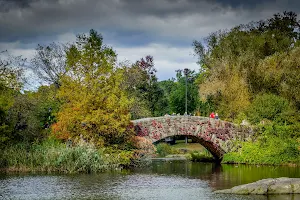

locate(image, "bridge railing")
[[132, 115, 211, 122], [132, 115, 235, 125]]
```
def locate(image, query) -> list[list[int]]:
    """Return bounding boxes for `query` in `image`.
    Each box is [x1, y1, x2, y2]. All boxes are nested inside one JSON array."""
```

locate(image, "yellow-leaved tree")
[[52, 29, 132, 147], [198, 60, 250, 119]]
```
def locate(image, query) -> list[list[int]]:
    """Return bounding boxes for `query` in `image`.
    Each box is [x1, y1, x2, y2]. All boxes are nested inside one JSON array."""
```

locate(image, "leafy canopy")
[[52, 29, 132, 147]]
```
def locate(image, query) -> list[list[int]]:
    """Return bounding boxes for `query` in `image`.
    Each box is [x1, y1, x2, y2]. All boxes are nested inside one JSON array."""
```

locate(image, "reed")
[[0, 139, 134, 173]]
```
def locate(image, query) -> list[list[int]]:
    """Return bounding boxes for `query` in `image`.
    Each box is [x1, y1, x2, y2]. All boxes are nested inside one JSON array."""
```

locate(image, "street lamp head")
[[183, 68, 189, 76]]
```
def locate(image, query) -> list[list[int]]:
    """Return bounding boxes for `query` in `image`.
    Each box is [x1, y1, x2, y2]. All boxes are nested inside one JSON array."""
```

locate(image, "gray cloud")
[[0, 0, 55, 12], [0, 0, 34, 11], [1, 0, 300, 81], [204, 0, 276, 9], [1, 0, 297, 45]]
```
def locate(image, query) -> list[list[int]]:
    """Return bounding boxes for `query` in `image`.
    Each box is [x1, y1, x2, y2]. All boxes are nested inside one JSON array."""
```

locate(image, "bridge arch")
[[132, 116, 253, 161]]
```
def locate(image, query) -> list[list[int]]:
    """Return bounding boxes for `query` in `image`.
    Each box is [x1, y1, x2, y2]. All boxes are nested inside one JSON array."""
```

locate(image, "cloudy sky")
[[0, 0, 299, 86]]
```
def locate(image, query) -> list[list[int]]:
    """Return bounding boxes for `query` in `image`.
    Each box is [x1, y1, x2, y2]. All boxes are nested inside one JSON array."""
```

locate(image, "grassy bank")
[[0, 139, 135, 173], [222, 135, 300, 166]]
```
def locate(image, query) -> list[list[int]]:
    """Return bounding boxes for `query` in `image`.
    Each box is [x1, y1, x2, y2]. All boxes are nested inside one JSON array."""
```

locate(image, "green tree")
[[0, 51, 26, 145], [122, 55, 164, 118], [53, 29, 132, 147], [0, 84, 16, 144], [169, 69, 199, 115], [247, 94, 291, 124], [193, 11, 300, 119], [156, 79, 176, 115], [193, 11, 300, 165], [33, 85, 61, 129]]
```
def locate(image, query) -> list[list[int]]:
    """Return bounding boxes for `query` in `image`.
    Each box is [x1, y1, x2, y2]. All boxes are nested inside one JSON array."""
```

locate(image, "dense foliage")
[[52, 30, 132, 147], [193, 11, 300, 165], [1, 11, 300, 171], [193, 11, 300, 119]]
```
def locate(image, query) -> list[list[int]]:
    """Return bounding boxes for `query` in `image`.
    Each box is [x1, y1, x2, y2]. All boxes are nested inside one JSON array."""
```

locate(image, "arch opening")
[[153, 135, 225, 163]]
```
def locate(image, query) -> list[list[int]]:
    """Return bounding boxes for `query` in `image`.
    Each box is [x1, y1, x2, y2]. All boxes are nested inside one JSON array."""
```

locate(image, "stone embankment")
[[215, 178, 300, 195]]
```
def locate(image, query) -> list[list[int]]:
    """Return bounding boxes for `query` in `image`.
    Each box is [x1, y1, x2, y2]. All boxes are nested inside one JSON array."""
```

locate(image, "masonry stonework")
[[132, 116, 254, 161]]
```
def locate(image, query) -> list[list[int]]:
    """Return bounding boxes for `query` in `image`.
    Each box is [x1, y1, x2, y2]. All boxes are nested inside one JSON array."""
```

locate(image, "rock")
[[291, 178, 300, 193], [293, 183, 300, 193], [214, 178, 300, 195], [268, 183, 292, 194]]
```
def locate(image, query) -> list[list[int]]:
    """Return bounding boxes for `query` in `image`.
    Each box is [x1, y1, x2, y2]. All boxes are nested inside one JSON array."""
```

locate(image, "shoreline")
[[1, 157, 299, 174]]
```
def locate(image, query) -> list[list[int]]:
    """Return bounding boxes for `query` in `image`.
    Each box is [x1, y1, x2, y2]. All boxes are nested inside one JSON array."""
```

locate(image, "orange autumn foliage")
[[51, 122, 70, 140]]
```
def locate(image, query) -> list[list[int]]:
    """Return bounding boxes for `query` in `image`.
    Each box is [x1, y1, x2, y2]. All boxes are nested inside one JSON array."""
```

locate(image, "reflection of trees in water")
[[193, 163, 223, 189], [150, 161, 228, 189], [149, 161, 300, 191], [150, 161, 220, 178]]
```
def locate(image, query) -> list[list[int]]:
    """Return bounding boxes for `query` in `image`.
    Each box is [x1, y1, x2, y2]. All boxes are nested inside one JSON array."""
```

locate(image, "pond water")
[[0, 160, 299, 200]]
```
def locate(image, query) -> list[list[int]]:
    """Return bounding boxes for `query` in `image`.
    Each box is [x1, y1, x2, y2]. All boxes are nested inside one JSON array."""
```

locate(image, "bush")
[[190, 151, 214, 162], [247, 94, 291, 124], [127, 136, 156, 167], [233, 112, 247, 124], [223, 136, 300, 165], [155, 143, 179, 157]]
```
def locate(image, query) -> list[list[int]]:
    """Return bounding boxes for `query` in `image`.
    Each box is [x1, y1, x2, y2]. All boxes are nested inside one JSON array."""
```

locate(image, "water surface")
[[0, 161, 299, 200]]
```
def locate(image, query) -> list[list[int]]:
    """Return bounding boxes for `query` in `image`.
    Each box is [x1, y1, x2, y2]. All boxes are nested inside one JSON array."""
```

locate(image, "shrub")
[[155, 143, 179, 157], [190, 151, 214, 162], [247, 94, 291, 124], [223, 136, 300, 165]]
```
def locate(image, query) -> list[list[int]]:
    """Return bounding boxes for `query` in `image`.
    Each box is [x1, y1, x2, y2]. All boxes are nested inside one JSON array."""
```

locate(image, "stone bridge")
[[132, 116, 254, 162]]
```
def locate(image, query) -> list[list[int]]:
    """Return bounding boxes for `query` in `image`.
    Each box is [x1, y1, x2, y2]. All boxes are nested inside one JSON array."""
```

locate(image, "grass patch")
[[0, 139, 135, 173], [155, 141, 214, 163], [172, 142, 205, 152]]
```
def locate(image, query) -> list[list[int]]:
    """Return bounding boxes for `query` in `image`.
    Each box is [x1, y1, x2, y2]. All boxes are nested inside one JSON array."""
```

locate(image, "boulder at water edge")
[[214, 177, 300, 195]]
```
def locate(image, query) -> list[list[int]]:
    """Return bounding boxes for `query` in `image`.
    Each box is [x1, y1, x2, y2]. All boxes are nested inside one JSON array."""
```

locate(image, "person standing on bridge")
[[215, 113, 219, 120], [215, 113, 221, 127], [209, 112, 215, 119]]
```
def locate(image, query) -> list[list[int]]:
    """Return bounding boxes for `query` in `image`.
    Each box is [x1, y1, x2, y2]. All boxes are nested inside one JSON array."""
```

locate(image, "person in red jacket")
[[209, 112, 215, 119]]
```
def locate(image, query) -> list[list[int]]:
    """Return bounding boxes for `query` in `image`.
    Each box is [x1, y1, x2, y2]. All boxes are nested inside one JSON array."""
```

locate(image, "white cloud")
[[115, 43, 199, 80]]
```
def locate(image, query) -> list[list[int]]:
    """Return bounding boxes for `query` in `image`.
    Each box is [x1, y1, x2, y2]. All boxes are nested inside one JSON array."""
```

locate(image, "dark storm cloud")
[[0, 0, 39, 12], [1, 0, 300, 82], [0, 0, 300, 46], [115, 0, 288, 16], [204, 0, 276, 9]]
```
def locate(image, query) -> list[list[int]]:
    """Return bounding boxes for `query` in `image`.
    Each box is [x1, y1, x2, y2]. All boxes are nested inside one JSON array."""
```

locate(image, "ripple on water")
[[0, 162, 300, 200], [111, 174, 211, 200]]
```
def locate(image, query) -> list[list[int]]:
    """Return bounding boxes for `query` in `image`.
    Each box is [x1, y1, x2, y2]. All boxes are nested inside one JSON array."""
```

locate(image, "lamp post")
[[183, 68, 190, 144], [183, 68, 190, 115]]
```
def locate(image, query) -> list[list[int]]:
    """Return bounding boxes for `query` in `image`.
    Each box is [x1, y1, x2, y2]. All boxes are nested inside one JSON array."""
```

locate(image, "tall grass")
[[0, 139, 134, 173]]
